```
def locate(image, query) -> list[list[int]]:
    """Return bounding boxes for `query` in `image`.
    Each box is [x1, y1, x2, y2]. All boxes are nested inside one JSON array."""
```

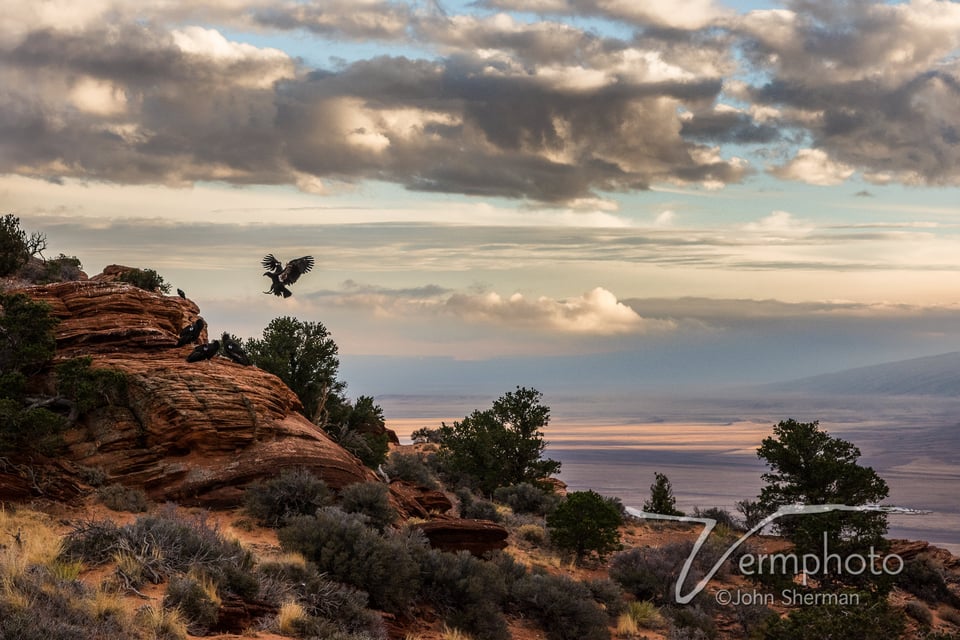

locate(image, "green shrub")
[[759, 598, 905, 640], [510, 572, 610, 640], [410, 427, 442, 444], [55, 357, 128, 417], [0, 566, 131, 640], [278, 507, 424, 614], [244, 467, 332, 527], [516, 523, 547, 546], [547, 490, 622, 562], [941, 608, 960, 626], [61, 507, 251, 589], [609, 546, 678, 603], [123, 507, 252, 582], [624, 600, 665, 630], [0, 293, 57, 376], [586, 577, 626, 619], [339, 481, 395, 532], [896, 555, 959, 605], [76, 465, 108, 487], [0, 214, 29, 276], [0, 400, 67, 455], [420, 549, 510, 640], [384, 451, 438, 488], [17, 254, 84, 284], [692, 507, 743, 532], [644, 472, 684, 516], [665, 604, 717, 640], [255, 559, 384, 638], [735, 499, 767, 530], [667, 626, 711, 640], [164, 574, 220, 635], [96, 484, 151, 513], [905, 600, 933, 626], [493, 482, 561, 516], [60, 519, 125, 565], [611, 539, 733, 604], [456, 488, 502, 522], [118, 267, 171, 293]]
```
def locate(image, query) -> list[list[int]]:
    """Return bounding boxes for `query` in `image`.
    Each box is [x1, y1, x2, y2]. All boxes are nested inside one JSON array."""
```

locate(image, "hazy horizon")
[[382, 389, 960, 554]]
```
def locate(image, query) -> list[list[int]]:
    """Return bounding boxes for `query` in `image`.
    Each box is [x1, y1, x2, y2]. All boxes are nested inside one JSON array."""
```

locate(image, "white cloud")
[[68, 77, 127, 115], [743, 210, 813, 237], [442, 287, 670, 335], [769, 149, 855, 186], [653, 210, 675, 227]]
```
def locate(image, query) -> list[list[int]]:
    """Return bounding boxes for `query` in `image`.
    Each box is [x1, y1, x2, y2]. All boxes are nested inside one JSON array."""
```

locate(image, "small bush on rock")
[[244, 467, 332, 527]]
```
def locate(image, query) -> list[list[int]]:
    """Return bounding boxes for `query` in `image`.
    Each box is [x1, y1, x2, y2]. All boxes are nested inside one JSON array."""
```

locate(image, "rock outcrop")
[[413, 517, 510, 556], [4, 275, 512, 557], [9, 278, 377, 506]]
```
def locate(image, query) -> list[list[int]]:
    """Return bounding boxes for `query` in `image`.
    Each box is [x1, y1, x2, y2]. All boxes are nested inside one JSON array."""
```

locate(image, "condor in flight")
[[262, 254, 314, 298]]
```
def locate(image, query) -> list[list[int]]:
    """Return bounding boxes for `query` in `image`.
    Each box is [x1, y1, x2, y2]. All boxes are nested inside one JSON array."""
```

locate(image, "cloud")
[[743, 210, 813, 237], [479, 0, 731, 30], [0, 2, 757, 203], [3, 0, 960, 201], [314, 280, 672, 335], [442, 287, 671, 334], [737, 0, 960, 186], [769, 149, 855, 186]]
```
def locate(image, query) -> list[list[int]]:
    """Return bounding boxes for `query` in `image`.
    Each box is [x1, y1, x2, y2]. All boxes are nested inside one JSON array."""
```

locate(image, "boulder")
[[413, 517, 509, 556]]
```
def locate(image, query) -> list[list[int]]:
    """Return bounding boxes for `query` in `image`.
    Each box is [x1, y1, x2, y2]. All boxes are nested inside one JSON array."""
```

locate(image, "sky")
[[4, 0, 960, 398]]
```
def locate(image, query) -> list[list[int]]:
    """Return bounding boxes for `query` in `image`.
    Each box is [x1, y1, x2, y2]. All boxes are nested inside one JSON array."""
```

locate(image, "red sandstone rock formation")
[[413, 517, 510, 556], [4, 275, 514, 557], [10, 278, 377, 505]]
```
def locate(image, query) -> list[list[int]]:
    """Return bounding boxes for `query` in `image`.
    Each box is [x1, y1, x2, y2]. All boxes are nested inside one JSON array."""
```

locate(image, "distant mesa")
[[769, 351, 960, 396]]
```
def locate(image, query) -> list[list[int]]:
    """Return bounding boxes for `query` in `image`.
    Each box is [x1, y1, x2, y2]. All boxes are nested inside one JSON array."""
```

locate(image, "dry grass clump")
[[136, 603, 189, 640], [0, 505, 62, 579], [617, 600, 665, 636], [277, 601, 308, 635]]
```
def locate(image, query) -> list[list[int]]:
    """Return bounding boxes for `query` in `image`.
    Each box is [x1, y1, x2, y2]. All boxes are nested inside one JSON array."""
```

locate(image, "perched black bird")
[[262, 254, 314, 298], [221, 332, 251, 366], [177, 288, 186, 299], [186, 340, 220, 363], [176, 317, 206, 347]]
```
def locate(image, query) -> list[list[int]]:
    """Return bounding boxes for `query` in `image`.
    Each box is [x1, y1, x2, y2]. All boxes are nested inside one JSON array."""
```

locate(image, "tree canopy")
[[756, 419, 890, 590], [547, 490, 623, 562], [436, 386, 561, 494], [643, 472, 684, 516], [244, 316, 345, 424]]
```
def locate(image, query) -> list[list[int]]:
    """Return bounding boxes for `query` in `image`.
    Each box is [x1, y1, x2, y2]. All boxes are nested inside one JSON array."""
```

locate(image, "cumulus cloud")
[[737, 0, 960, 186], [479, 0, 731, 30], [442, 287, 670, 334], [743, 210, 813, 237], [769, 149, 855, 186], [0, 0, 756, 202], [316, 281, 671, 335], [1, 0, 958, 202]]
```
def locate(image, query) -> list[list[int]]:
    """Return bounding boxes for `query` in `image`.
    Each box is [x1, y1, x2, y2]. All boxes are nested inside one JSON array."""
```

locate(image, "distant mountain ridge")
[[772, 351, 960, 396]]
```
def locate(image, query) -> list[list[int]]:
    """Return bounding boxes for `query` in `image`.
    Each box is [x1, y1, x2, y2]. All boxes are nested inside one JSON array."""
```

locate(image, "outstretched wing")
[[279, 255, 314, 286], [261, 254, 282, 272]]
